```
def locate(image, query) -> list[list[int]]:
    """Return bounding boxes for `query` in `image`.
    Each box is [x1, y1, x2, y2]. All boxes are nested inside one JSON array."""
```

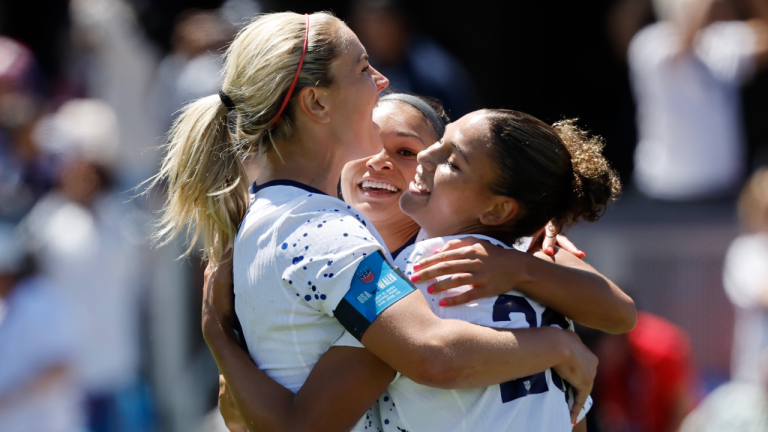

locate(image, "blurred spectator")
[[151, 9, 234, 133], [0, 37, 57, 221], [350, 0, 479, 117], [619, 0, 768, 201], [679, 350, 768, 431], [0, 223, 83, 432], [723, 167, 768, 383], [593, 312, 698, 432], [67, 0, 162, 190], [17, 99, 151, 432]]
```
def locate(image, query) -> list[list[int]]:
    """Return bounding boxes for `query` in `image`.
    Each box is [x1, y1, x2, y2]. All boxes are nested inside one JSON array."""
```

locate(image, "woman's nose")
[[416, 145, 439, 171], [366, 149, 393, 171], [371, 66, 389, 93]]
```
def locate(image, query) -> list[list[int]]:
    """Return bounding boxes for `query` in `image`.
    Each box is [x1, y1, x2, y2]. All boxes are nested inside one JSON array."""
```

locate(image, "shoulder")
[[629, 22, 676, 63], [696, 21, 758, 82], [273, 198, 389, 316], [273, 196, 382, 262], [700, 21, 756, 45]]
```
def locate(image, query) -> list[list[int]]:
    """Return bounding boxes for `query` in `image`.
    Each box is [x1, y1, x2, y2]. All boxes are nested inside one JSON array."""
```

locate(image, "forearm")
[[205, 320, 390, 432], [204, 321, 297, 432], [574, 418, 587, 432], [515, 251, 636, 334], [427, 323, 572, 389], [364, 299, 571, 389]]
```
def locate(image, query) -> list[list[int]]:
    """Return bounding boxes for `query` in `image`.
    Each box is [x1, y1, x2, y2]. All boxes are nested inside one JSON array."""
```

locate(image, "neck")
[[374, 217, 421, 253], [257, 127, 343, 196]]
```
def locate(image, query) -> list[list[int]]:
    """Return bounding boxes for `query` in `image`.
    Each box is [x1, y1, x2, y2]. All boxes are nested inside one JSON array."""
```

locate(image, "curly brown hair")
[[482, 110, 621, 245]]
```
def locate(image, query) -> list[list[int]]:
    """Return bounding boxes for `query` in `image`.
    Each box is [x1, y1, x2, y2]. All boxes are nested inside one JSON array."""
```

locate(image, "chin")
[[399, 190, 428, 221]]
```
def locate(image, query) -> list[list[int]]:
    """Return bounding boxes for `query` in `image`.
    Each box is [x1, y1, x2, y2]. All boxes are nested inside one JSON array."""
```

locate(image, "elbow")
[[603, 299, 637, 335], [406, 332, 464, 389]]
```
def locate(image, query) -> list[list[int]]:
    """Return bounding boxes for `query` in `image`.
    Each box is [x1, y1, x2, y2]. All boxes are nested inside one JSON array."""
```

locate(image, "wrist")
[[510, 251, 537, 293], [203, 313, 238, 347], [541, 326, 572, 363]]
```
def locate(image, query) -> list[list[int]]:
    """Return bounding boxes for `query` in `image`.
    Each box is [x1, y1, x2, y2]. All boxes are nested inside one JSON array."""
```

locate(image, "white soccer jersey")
[[234, 180, 402, 432], [377, 234, 592, 432]]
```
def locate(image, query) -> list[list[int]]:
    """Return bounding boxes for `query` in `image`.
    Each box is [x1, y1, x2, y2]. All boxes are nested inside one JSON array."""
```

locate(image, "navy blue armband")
[[334, 250, 416, 341]]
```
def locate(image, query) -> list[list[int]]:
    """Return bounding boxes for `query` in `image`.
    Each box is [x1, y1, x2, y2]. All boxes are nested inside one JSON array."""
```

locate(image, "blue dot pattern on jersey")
[[281, 203, 380, 311]]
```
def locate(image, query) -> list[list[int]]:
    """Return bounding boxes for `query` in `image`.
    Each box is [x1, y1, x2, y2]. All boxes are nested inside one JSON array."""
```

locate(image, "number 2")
[[492, 295, 569, 403]]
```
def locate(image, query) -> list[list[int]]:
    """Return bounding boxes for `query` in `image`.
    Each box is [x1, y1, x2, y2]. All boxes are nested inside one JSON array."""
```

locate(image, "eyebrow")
[[359, 54, 369, 63], [396, 130, 425, 145], [452, 141, 469, 163]]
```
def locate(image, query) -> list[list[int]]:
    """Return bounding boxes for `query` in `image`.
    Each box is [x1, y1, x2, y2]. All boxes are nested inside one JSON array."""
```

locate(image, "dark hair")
[[482, 110, 621, 245], [378, 93, 451, 132]]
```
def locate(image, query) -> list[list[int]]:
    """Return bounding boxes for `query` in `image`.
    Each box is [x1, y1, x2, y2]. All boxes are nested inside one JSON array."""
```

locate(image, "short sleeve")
[[696, 21, 757, 84], [333, 330, 365, 349], [276, 199, 385, 318], [723, 234, 768, 309]]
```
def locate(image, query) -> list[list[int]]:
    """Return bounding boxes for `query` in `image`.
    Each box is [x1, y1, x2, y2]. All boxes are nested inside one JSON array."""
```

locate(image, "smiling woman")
[[341, 94, 449, 253], [401, 109, 622, 250], [155, 10, 614, 432]]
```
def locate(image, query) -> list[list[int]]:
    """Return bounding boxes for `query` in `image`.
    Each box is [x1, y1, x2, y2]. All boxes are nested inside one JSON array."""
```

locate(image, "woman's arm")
[[409, 238, 637, 334], [204, 258, 596, 429], [203, 262, 396, 432]]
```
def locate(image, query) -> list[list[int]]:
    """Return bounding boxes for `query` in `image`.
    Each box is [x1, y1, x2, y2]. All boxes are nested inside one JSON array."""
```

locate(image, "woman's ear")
[[479, 197, 519, 226], [297, 86, 331, 123]]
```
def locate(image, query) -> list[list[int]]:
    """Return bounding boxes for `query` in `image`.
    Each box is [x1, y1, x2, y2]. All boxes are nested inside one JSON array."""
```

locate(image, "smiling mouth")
[[410, 172, 431, 193], [360, 180, 401, 194]]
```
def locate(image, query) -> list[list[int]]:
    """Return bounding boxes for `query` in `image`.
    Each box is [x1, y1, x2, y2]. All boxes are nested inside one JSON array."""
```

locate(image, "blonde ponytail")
[[146, 12, 348, 264], [149, 95, 250, 265]]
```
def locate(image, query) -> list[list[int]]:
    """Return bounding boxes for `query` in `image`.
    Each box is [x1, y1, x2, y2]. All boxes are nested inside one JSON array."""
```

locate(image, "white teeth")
[[413, 173, 431, 193], [361, 180, 399, 192]]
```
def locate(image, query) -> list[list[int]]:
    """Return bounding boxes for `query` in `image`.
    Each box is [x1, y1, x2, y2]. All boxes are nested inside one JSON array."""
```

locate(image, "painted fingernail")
[[410, 274, 420, 282], [427, 286, 434, 294], [439, 300, 448, 307], [546, 246, 555, 256], [573, 420, 577, 426], [578, 251, 586, 258], [413, 263, 421, 270]]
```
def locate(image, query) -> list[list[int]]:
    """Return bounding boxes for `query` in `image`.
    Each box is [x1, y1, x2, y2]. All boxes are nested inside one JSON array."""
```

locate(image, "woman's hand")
[[553, 330, 598, 425], [533, 222, 585, 259], [219, 374, 248, 432], [409, 238, 530, 306], [202, 252, 236, 339]]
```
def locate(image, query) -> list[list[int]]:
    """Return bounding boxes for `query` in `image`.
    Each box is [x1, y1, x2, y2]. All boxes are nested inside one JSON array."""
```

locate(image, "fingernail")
[[413, 263, 421, 270], [427, 286, 434, 294], [546, 246, 555, 256], [573, 420, 577, 426], [410, 274, 420, 282], [439, 300, 448, 306], [578, 251, 586, 258]]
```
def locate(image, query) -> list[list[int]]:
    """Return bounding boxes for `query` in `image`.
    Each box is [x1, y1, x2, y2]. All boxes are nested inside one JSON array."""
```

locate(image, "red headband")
[[270, 13, 310, 127]]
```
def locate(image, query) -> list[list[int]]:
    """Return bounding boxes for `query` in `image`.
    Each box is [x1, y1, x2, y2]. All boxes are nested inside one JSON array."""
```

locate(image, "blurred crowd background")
[[1, 0, 767, 431]]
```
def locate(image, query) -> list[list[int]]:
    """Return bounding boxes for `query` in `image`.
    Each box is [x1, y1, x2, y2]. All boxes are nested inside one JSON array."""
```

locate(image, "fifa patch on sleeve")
[[335, 250, 415, 341]]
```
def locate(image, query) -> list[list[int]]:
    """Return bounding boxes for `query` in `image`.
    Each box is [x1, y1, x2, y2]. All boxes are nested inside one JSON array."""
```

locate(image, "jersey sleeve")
[[333, 330, 365, 349], [276, 198, 415, 340]]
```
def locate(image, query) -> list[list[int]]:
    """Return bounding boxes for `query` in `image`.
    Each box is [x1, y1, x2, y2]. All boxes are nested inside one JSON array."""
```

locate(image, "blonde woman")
[[151, 12, 600, 432]]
